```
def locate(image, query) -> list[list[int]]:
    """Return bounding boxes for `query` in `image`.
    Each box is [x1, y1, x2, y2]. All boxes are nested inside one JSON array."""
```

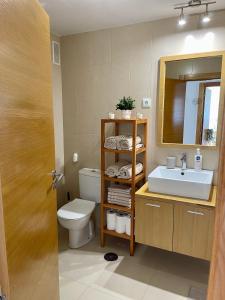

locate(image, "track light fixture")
[[178, 8, 186, 26], [174, 0, 216, 26], [202, 4, 211, 22]]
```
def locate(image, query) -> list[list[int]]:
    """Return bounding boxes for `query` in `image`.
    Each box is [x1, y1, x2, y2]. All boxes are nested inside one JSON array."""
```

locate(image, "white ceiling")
[[39, 0, 225, 36]]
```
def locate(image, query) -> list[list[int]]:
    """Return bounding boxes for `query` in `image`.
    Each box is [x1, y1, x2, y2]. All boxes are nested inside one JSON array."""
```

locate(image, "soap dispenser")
[[194, 148, 202, 171]]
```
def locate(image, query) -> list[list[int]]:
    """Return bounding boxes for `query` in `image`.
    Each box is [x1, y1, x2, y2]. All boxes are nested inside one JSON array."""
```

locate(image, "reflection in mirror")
[[163, 56, 222, 146]]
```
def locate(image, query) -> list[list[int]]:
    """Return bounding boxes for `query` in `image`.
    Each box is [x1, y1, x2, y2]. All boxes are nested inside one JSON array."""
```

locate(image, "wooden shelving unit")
[[100, 118, 148, 256]]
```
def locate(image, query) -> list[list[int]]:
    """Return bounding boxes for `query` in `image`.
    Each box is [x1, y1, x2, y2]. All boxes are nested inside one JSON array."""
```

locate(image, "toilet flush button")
[[73, 153, 79, 163]]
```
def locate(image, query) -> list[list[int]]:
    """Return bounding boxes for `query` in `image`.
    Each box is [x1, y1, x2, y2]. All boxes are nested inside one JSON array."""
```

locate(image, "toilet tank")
[[79, 168, 101, 203]]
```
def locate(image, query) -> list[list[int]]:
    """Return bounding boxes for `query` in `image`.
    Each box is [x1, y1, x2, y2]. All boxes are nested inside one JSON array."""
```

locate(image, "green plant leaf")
[[116, 96, 136, 110]]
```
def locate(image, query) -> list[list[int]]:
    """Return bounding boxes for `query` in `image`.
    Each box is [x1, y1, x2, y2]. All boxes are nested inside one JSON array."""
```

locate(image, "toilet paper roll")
[[107, 210, 116, 230], [115, 213, 126, 234], [124, 214, 131, 236]]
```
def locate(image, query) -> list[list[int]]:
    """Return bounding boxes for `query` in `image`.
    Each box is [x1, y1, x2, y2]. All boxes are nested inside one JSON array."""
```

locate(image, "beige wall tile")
[[61, 10, 225, 196]]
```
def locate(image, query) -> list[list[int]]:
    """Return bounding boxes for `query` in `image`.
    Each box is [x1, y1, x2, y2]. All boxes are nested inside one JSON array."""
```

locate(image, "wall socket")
[[142, 98, 151, 108]]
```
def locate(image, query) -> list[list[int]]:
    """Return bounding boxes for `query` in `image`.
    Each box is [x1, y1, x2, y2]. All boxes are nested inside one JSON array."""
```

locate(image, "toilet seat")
[[57, 198, 95, 221]]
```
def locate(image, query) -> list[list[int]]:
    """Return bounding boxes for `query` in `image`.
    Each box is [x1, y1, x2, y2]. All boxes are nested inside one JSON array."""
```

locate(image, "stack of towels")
[[104, 135, 143, 151], [105, 160, 143, 179], [107, 184, 131, 208]]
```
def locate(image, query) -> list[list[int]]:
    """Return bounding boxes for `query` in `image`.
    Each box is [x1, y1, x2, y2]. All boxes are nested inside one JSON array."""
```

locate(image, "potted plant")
[[116, 96, 136, 119]]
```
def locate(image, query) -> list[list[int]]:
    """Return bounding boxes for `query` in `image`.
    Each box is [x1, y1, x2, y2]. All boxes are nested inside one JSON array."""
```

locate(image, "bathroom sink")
[[148, 166, 213, 200]]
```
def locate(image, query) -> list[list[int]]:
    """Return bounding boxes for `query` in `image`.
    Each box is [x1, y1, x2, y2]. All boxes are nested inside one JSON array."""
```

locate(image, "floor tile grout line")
[[77, 286, 89, 300]]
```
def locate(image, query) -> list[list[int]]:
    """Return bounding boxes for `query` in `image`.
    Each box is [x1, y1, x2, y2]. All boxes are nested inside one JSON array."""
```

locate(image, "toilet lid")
[[57, 198, 95, 220]]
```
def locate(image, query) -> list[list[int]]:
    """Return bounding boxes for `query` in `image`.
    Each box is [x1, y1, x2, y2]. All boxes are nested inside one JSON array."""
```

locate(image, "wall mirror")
[[158, 52, 225, 148]]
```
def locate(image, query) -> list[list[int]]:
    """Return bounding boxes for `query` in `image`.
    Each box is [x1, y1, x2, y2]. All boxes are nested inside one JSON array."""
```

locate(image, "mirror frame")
[[158, 51, 225, 149]]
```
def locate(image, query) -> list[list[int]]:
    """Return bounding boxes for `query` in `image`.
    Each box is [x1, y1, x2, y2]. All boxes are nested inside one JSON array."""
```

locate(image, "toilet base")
[[69, 220, 95, 248]]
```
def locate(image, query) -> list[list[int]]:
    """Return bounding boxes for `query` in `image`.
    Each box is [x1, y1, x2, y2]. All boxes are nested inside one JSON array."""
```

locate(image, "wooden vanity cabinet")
[[135, 183, 216, 260], [173, 204, 215, 260], [135, 199, 173, 251]]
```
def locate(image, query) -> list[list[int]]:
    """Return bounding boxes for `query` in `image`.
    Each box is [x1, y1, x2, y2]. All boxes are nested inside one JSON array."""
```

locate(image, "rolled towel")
[[105, 160, 129, 177], [104, 136, 117, 149], [136, 144, 144, 150], [118, 163, 143, 179], [117, 136, 142, 150], [104, 135, 127, 150]]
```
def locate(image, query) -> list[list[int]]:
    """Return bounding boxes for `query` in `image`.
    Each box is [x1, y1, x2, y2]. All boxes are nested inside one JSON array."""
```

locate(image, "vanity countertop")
[[136, 182, 216, 208]]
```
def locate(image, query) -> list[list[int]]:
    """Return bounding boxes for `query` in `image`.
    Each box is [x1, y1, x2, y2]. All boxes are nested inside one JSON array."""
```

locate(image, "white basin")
[[148, 166, 213, 200]]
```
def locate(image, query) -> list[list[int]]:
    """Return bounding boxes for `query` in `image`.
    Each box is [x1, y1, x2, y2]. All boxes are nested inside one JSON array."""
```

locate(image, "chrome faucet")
[[180, 153, 187, 170]]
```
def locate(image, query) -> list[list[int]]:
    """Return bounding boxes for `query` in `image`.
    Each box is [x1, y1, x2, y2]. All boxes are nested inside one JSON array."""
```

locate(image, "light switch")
[[142, 98, 151, 108]]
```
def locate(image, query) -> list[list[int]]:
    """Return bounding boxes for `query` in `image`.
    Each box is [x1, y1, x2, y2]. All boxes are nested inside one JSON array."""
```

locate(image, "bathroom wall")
[[61, 10, 225, 198], [51, 35, 65, 207]]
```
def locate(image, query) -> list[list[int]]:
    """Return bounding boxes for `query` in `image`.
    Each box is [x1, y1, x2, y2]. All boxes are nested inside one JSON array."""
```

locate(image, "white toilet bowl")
[[57, 198, 95, 248]]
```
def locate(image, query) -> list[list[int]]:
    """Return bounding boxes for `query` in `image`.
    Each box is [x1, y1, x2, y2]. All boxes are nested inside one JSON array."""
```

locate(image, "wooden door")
[[208, 53, 225, 299], [0, 1, 59, 300], [135, 198, 173, 251], [163, 79, 186, 143], [173, 204, 215, 260]]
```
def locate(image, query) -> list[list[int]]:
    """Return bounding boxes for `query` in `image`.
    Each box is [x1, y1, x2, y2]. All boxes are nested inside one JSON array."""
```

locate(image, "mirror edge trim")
[[157, 50, 225, 149]]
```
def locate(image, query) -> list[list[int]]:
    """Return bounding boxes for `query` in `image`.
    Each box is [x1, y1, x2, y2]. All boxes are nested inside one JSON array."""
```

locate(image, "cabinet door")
[[135, 198, 173, 251], [173, 204, 215, 260]]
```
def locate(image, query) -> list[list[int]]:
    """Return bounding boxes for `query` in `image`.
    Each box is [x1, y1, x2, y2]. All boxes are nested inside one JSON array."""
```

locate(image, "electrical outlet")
[[142, 98, 151, 108]]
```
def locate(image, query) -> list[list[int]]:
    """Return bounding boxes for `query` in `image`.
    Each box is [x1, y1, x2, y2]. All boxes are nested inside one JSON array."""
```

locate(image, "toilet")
[[57, 168, 100, 248]]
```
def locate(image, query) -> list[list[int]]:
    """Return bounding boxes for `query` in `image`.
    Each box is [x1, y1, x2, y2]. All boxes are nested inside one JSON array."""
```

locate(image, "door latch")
[[49, 170, 64, 190]]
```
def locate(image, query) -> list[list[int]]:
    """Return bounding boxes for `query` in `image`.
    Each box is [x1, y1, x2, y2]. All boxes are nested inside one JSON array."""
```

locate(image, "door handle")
[[49, 170, 64, 190], [145, 203, 160, 208], [187, 210, 204, 216]]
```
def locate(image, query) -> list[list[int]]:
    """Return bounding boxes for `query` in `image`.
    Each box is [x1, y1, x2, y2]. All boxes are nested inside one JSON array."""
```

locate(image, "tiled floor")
[[59, 228, 209, 300]]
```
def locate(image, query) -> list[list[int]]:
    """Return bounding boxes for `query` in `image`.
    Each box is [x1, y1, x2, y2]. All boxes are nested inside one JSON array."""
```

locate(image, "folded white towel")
[[108, 198, 131, 205], [108, 189, 131, 196], [107, 184, 132, 207], [108, 197, 131, 203], [108, 193, 131, 200], [117, 136, 142, 150], [108, 199, 131, 208], [105, 160, 128, 177], [108, 184, 131, 193], [118, 163, 143, 179]]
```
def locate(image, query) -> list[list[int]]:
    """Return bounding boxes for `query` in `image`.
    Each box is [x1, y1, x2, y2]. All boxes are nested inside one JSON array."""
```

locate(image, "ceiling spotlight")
[[202, 4, 211, 23], [178, 8, 186, 26], [175, 1, 216, 27]]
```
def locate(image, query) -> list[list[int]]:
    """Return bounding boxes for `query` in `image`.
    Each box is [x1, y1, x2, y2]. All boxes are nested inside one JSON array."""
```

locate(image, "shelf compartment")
[[103, 202, 132, 213], [104, 173, 145, 184], [102, 147, 146, 154], [103, 227, 131, 240]]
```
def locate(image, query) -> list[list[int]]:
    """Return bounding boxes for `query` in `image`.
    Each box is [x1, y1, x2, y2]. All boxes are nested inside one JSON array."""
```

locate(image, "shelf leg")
[[100, 229, 105, 247], [100, 119, 106, 248], [130, 237, 135, 256]]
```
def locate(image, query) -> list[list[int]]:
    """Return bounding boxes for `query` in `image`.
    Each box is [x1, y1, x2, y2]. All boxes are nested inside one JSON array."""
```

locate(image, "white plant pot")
[[121, 110, 132, 120]]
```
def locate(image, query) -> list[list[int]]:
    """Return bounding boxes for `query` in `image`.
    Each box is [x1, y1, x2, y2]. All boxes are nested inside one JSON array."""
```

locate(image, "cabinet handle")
[[187, 210, 204, 216], [145, 203, 160, 208]]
